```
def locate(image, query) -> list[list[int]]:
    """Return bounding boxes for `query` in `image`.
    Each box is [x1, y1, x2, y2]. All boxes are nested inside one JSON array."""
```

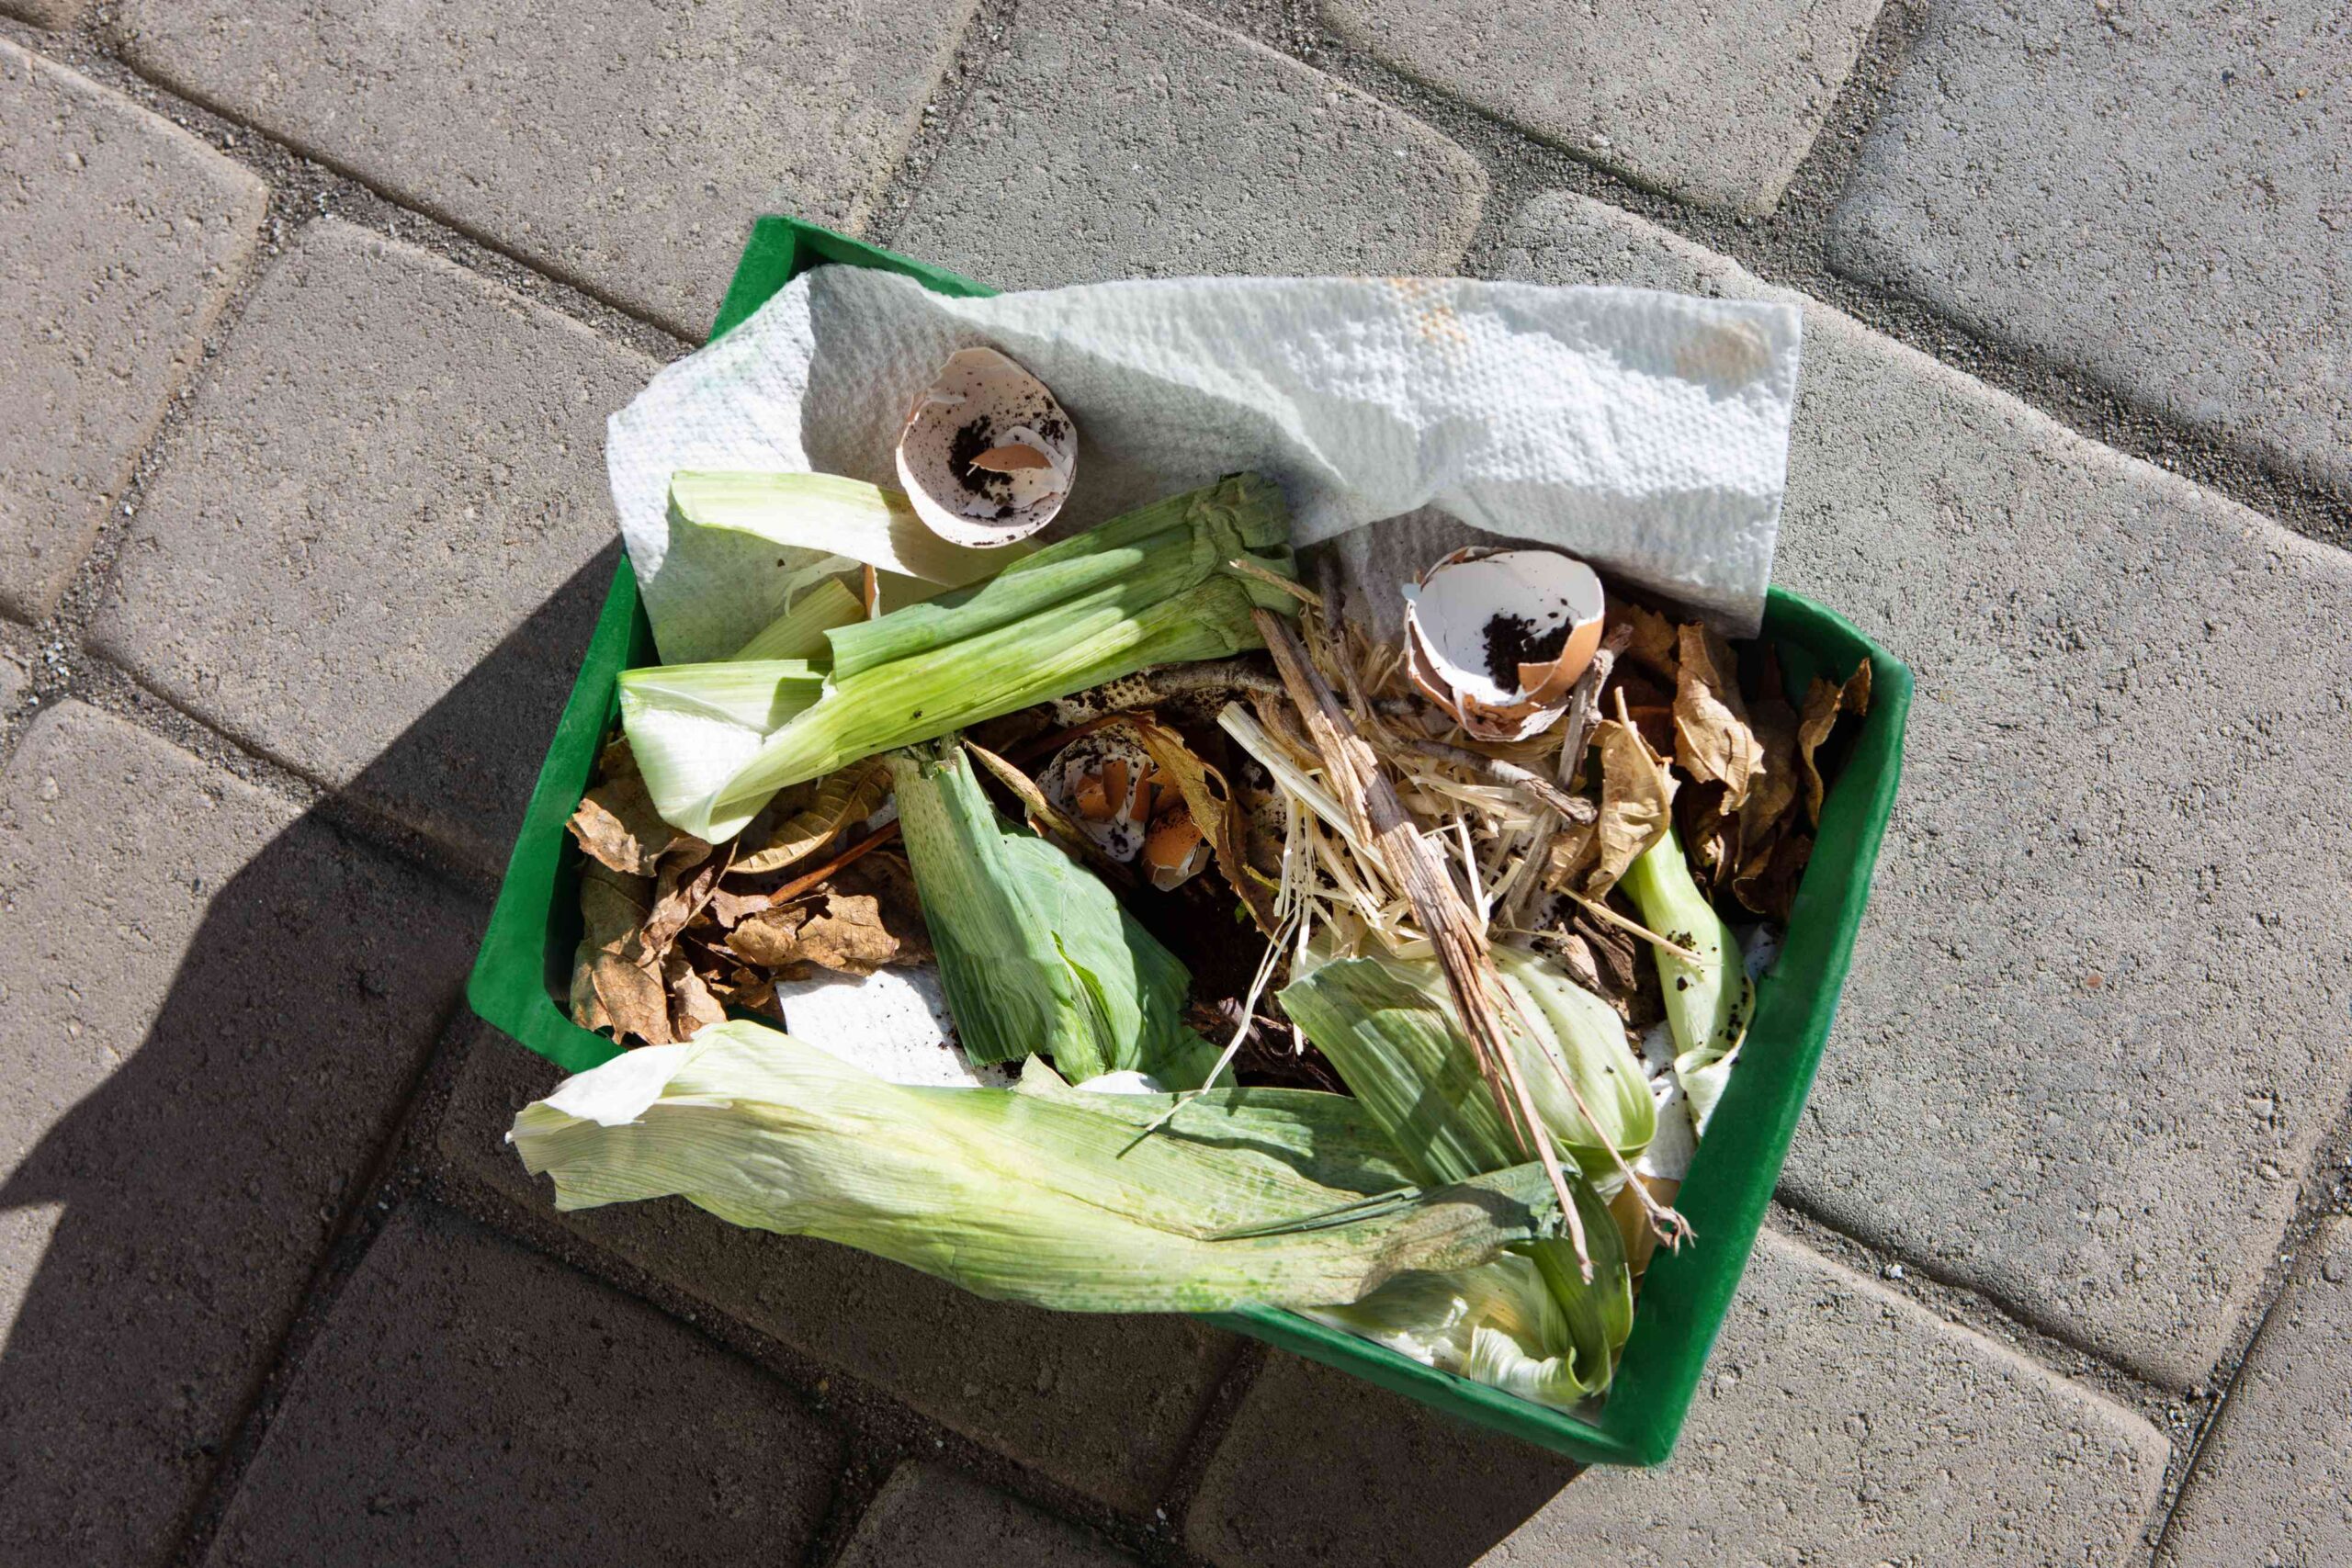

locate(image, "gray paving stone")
[[838, 1462, 1140, 1567], [204, 1203, 838, 1568], [1320, 0, 1883, 216], [0, 652, 24, 708], [0, 0, 83, 32], [436, 1024, 1238, 1511], [1187, 1229, 2166, 1568], [894, 0, 1484, 289], [0, 702, 476, 1567], [0, 40, 264, 620], [114, 0, 981, 338], [90, 219, 651, 871], [1827, 0, 2351, 496], [1498, 191, 2352, 1387], [2158, 1217, 2352, 1567]]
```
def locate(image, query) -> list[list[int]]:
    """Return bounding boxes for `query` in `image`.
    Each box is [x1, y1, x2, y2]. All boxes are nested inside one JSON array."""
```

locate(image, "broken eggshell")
[[894, 346, 1076, 547], [1401, 547, 1606, 742], [1042, 729, 1156, 862]]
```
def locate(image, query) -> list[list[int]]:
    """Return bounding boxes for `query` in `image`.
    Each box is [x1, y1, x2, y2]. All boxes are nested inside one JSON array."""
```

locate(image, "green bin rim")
[[467, 215, 1911, 1469]]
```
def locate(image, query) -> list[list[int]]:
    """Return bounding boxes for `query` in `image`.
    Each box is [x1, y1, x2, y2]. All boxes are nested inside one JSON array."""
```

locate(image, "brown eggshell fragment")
[[1142, 803, 1212, 891], [1401, 547, 1606, 742], [1042, 730, 1155, 862], [894, 346, 1076, 548]]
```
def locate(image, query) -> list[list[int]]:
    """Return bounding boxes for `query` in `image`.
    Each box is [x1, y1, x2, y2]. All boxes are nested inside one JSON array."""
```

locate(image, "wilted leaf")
[[830, 851, 933, 965], [1584, 716, 1676, 898], [571, 861, 652, 1035], [732, 759, 891, 874], [728, 903, 811, 968], [1541, 816, 1597, 892], [1126, 715, 1282, 936], [1797, 661, 1872, 824], [1610, 603, 1680, 682], [667, 953, 728, 1037], [1732, 827, 1814, 921], [643, 849, 728, 957], [707, 885, 773, 928], [791, 894, 900, 976], [1739, 674, 1801, 847], [591, 937, 673, 1046], [1672, 624, 1763, 810], [568, 767, 691, 877]]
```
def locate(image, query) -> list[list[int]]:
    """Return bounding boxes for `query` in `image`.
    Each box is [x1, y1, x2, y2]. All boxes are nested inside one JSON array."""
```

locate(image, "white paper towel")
[[605, 266, 1803, 663]]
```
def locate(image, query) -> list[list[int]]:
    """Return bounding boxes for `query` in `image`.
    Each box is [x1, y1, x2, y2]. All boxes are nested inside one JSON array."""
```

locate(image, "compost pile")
[[521, 349, 1868, 1411]]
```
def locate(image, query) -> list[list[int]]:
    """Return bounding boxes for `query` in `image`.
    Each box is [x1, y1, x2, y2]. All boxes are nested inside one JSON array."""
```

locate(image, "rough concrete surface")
[[435, 1025, 1238, 1512], [203, 1203, 839, 1568], [1828, 0, 2351, 496], [0, 703, 477, 1567], [0, 651, 24, 707], [2158, 1217, 2352, 1566], [112, 0, 981, 338], [894, 0, 1484, 289], [0, 0, 84, 41], [837, 1461, 1141, 1567], [0, 40, 265, 619], [1498, 190, 2352, 1387], [1319, 0, 1887, 216], [90, 219, 653, 870], [1188, 1229, 2166, 1568]]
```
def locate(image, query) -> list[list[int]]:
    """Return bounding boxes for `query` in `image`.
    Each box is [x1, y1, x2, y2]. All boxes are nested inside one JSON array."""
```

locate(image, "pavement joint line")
[[149, 1002, 473, 1568], [6, 7, 2346, 1553], [865, 0, 1031, 238]]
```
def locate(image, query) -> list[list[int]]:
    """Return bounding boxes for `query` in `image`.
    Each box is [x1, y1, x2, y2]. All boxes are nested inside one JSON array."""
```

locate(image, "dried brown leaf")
[[643, 850, 727, 958], [666, 953, 727, 1037], [1738, 676, 1802, 847], [706, 885, 773, 928], [790, 894, 900, 976], [1584, 714, 1676, 898], [570, 860, 651, 1035], [568, 768, 690, 877], [731, 760, 890, 874], [1610, 602, 1680, 682], [1797, 660, 1873, 824], [1672, 623, 1764, 810], [1732, 827, 1814, 921], [828, 852, 933, 966], [591, 938, 673, 1046], [728, 904, 812, 968]]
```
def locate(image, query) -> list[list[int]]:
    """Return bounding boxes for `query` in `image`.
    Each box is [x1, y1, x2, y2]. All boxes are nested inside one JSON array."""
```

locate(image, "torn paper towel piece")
[[606, 267, 1803, 662]]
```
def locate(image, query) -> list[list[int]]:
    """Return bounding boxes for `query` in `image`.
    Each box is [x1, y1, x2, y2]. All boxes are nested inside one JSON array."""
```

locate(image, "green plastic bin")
[[468, 215, 1911, 1468]]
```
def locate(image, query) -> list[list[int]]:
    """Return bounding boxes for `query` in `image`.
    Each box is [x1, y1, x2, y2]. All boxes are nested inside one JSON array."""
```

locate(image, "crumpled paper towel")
[[606, 266, 1803, 663]]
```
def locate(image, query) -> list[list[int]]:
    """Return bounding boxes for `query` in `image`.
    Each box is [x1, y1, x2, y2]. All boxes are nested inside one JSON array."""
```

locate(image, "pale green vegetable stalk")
[[1279, 954, 1634, 1397], [508, 1021, 1566, 1314], [629, 473, 1297, 841], [1621, 825, 1751, 1136], [731, 576, 863, 661], [673, 470, 1024, 599], [1310, 1253, 1594, 1411], [616, 660, 828, 833], [887, 740, 1218, 1088]]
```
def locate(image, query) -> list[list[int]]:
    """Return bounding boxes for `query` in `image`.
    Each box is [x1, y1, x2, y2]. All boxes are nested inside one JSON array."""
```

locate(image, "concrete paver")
[[1320, 0, 1884, 215], [91, 219, 652, 870], [0, 2, 84, 33], [1498, 191, 2352, 1387], [0, 40, 265, 620], [2159, 1217, 2352, 1566], [203, 1204, 839, 1568], [0, 703, 476, 1567], [1187, 1229, 2167, 1568], [1828, 0, 2351, 495], [0, 651, 24, 707], [113, 0, 981, 338], [894, 0, 1485, 290], [436, 1025, 1238, 1512], [838, 1462, 1140, 1567]]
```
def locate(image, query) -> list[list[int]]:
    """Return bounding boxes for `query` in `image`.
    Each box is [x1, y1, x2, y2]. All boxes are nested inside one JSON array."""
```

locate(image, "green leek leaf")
[[1621, 825, 1751, 1136]]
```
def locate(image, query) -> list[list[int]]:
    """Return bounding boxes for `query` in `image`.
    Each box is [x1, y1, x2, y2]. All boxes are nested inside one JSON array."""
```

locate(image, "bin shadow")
[[0, 542, 1583, 1567], [0, 551, 615, 1568]]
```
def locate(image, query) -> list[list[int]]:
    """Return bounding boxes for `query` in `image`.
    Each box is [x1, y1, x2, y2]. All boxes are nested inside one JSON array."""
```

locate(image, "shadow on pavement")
[[0, 552, 613, 1567]]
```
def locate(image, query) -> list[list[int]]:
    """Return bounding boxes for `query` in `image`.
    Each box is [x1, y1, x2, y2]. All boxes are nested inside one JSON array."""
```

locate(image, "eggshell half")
[[894, 346, 1076, 547], [1401, 547, 1606, 742]]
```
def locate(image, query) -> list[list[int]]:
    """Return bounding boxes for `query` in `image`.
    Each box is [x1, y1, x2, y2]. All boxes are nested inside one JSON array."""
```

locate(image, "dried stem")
[[1251, 607, 1593, 1278], [1391, 736, 1596, 822]]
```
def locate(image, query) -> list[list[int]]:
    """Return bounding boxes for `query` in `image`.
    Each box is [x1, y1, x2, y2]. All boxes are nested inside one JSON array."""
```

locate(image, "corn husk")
[[507, 1021, 1567, 1314], [731, 577, 864, 662], [1279, 953, 1634, 1394], [888, 740, 1217, 1087], [616, 660, 828, 835], [1308, 1252, 1600, 1412], [628, 473, 1297, 841]]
